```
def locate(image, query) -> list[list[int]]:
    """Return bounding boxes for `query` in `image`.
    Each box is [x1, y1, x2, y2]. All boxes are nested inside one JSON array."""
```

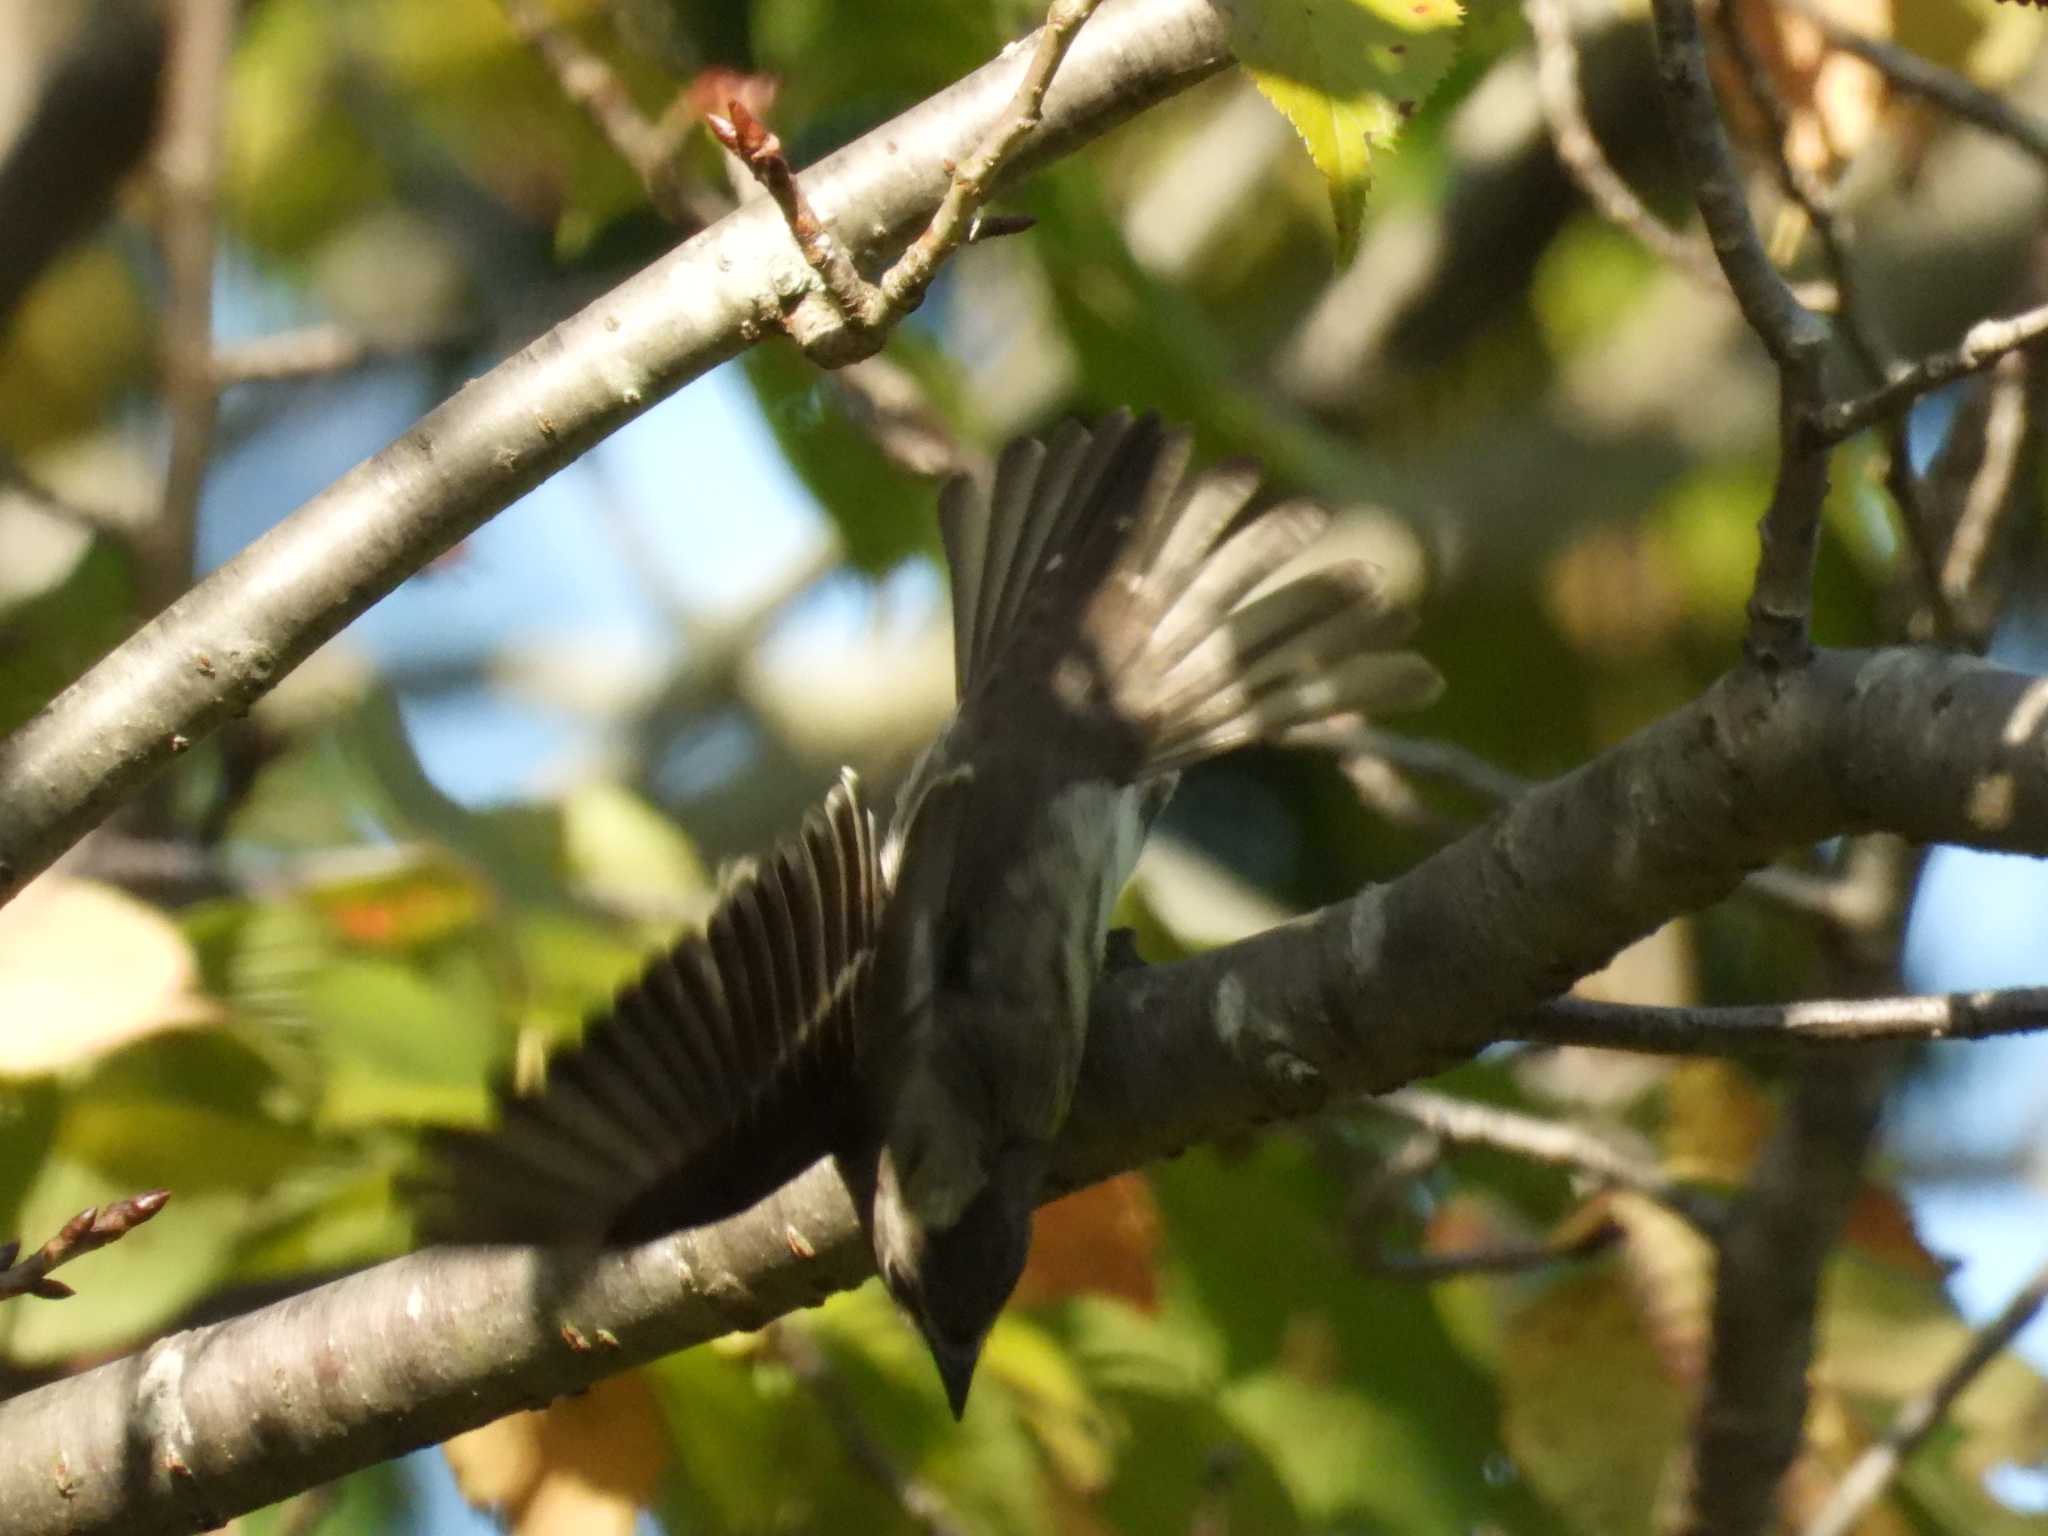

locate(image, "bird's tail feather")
[[940, 412, 1442, 777]]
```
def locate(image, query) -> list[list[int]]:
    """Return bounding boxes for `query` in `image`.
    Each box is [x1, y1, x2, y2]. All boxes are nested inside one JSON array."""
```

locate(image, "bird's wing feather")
[[416, 770, 882, 1246]]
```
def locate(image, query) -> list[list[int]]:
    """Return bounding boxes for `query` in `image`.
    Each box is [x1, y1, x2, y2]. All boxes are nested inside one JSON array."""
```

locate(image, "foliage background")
[[3, 0, 2048, 1531]]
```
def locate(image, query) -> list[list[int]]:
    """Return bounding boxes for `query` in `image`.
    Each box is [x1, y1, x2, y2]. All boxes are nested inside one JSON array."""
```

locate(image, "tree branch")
[[1683, 1055, 1890, 1536], [138, 0, 234, 622], [10, 646, 2048, 1530], [0, 0, 1235, 909], [0, 1191, 169, 1304], [1518, 985, 2048, 1049], [1817, 300, 2048, 442]]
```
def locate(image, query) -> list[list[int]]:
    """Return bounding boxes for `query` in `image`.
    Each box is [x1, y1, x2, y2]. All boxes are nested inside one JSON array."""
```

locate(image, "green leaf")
[[743, 339, 943, 574], [300, 954, 500, 1126], [1148, 1141, 1574, 1534], [1497, 1256, 1691, 1536], [235, 1460, 408, 1536], [559, 780, 709, 916], [1218, 0, 1465, 260]]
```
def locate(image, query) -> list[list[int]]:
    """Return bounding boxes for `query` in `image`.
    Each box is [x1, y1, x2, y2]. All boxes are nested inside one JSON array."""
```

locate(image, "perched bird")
[[421, 412, 1440, 1416], [862, 412, 1439, 1412]]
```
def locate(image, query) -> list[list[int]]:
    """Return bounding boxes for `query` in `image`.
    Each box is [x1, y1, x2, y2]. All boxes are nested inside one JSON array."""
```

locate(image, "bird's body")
[[421, 412, 1441, 1417]]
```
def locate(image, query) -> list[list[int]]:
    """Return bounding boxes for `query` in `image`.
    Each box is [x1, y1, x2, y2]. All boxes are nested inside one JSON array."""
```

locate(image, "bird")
[[419, 411, 1441, 1417]]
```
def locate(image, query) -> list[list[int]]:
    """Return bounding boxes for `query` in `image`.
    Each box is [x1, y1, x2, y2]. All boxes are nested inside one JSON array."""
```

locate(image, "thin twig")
[[872, 0, 1103, 317], [1374, 1089, 1723, 1228], [1518, 985, 2048, 1050], [1710, 0, 1961, 638], [1649, 0, 1821, 363], [0, 1191, 171, 1302], [767, 1323, 971, 1536], [1524, 0, 1723, 287], [709, 0, 1100, 363], [145, 0, 235, 620], [1818, 300, 2048, 441], [497, 0, 715, 226], [1940, 351, 2031, 635], [1801, 1254, 2048, 1536], [1648, 0, 1832, 665], [1361, 1219, 1623, 1279]]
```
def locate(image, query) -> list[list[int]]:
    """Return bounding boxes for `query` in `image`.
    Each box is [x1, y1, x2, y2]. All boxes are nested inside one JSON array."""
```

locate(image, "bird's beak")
[[929, 1333, 985, 1420]]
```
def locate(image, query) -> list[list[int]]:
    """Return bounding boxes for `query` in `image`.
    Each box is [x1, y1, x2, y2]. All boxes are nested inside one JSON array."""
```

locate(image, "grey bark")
[[4, 645, 2047, 1534]]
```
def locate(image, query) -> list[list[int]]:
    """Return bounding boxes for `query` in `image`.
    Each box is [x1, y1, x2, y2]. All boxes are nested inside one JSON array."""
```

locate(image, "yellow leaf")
[[0, 877, 217, 1076], [443, 1373, 668, 1536], [1218, 0, 1464, 261]]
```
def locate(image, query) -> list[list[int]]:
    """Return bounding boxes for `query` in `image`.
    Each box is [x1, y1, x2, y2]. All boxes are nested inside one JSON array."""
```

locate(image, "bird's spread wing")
[[417, 770, 882, 1246]]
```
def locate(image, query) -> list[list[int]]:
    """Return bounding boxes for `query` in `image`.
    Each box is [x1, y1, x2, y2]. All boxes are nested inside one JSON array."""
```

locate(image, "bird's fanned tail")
[[416, 771, 881, 1246], [937, 410, 1442, 765]]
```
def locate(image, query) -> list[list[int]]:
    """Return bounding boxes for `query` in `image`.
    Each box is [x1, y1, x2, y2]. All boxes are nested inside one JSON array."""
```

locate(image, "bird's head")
[[873, 1142, 1044, 1419]]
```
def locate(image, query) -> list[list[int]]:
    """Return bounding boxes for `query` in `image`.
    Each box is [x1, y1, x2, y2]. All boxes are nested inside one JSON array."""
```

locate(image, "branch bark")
[[0, 0, 1235, 908], [7, 645, 2048, 1533]]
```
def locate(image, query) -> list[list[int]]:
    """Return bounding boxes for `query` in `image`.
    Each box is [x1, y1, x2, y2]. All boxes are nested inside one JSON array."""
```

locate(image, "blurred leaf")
[[647, 1299, 916, 1534], [234, 1165, 412, 1279], [301, 954, 500, 1126], [304, 848, 493, 949], [61, 1095, 317, 1200], [1085, 1374, 1302, 1534], [445, 1371, 668, 1535], [1652, 461, 1777, 644], [1145, 1141, 1568, 1532], [1842, 1184, 1951, 1282], [1223, 1369, 1426, 1525], [1015, 1172, 1163, 1313], [1823, 1249, 2048, 1475], [0, 538, 133, 736], [1531, 217, 1663, 359], [0, 241, 149, 451], [513, 909, 652, 1042], [1218, 0, 1464, 260], [1663, 1059, 1775, 1187], [744, 340, 940, 574], [225, 0, 393, 256], [1127, 836, 1293, 953], [235, 1459, 408, 1536], [979, 1311, 1116, 1495], [559, 780, 709, 915], [751, 0, 1005, 135], [229, 0, 652, 259], [0, 878, 218, 1077], [1497, 1249, 1691, 1536]]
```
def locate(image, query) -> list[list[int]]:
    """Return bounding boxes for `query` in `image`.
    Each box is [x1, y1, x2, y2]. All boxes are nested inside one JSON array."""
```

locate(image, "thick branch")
[[9, 647, 2048, 1531], [0, 0, 1234, 908]]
